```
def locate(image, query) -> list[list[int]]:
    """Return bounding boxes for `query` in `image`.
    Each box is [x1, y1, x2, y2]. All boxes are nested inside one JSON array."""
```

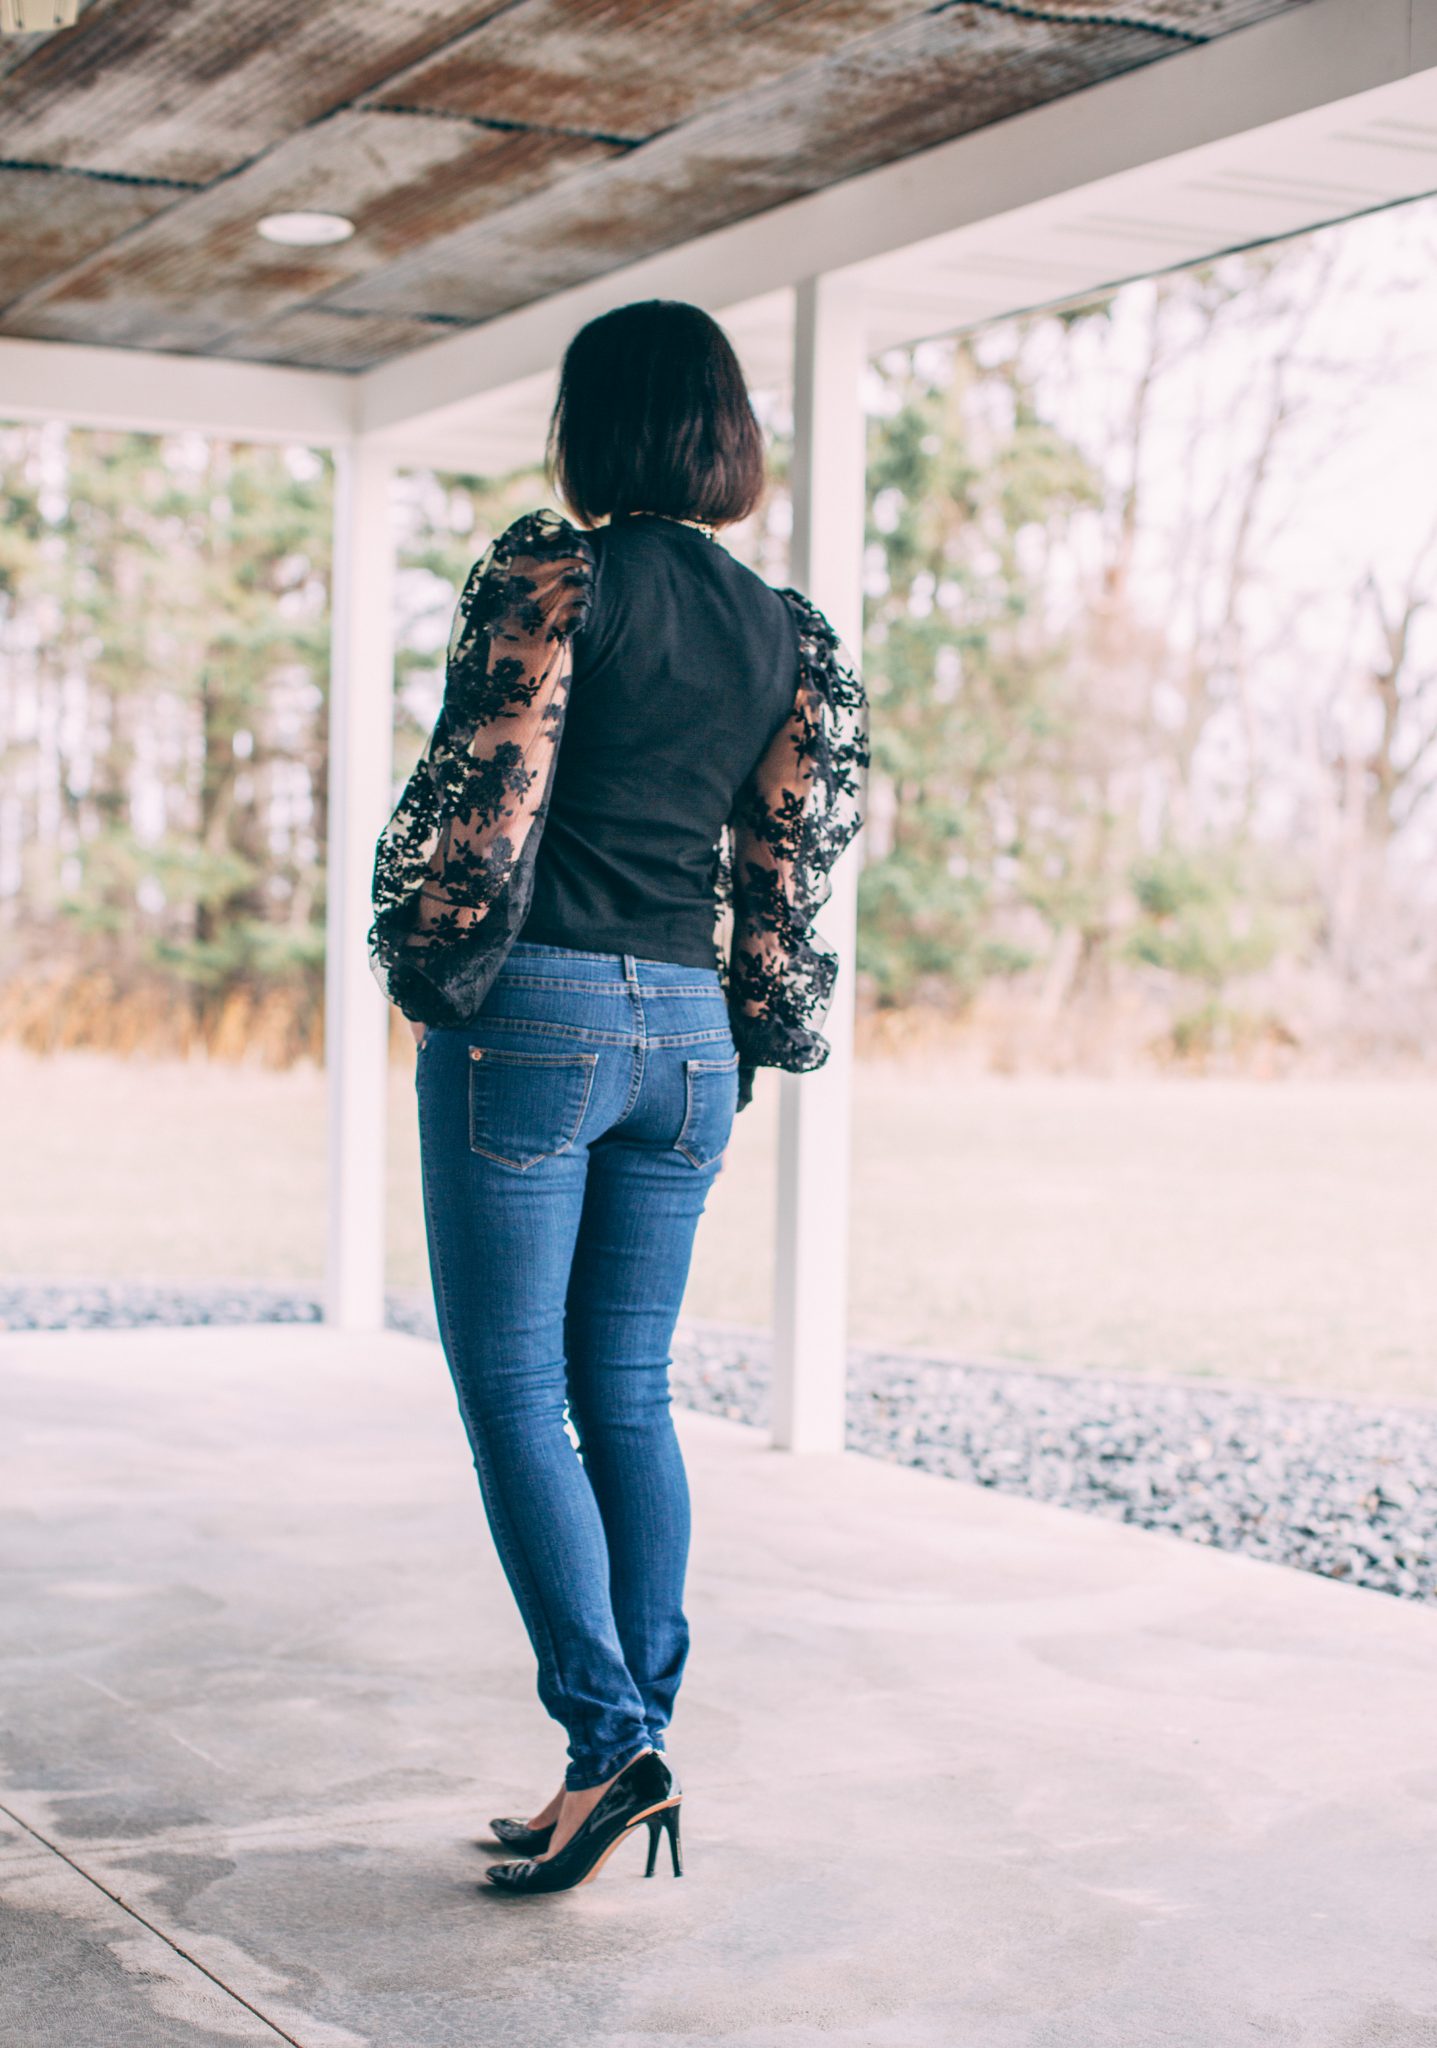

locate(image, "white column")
[[771, 272, 868, 1453], [323, 440, 395, 1332]]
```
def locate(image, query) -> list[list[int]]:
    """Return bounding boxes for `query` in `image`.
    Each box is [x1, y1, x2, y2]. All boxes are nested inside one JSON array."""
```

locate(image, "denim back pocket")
[[674, 1051, 740, 1168], [468, 1045, 597, 1171]]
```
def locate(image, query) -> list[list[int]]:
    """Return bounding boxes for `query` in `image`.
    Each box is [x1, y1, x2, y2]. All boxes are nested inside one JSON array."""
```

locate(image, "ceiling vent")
[[1, 0, 79, 30]]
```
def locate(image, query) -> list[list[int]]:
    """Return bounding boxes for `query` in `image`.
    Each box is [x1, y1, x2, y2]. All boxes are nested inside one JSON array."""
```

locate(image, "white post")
[[771, 272, 867, 1453], [323, 439, 395, 1332]]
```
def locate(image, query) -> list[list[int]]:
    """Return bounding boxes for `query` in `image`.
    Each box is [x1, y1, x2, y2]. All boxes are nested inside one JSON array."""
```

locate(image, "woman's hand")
[[408, 1017, 427, 1049]]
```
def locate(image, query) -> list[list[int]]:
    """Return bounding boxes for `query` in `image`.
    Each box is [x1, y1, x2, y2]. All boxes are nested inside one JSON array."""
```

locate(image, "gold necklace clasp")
[[624, 510, 717, 542]]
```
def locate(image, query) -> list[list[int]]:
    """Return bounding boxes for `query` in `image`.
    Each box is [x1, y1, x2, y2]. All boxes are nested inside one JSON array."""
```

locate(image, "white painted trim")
[[4, 0, 1431, 450], [770, 273, 868, 1457], [359, 0, 1427, 442], [0, 336, 355, 444], [323, 441, 395, 1334]]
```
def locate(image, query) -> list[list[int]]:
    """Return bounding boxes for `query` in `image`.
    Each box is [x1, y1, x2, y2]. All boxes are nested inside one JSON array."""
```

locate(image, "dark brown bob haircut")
[[546, 299, 765, 529]]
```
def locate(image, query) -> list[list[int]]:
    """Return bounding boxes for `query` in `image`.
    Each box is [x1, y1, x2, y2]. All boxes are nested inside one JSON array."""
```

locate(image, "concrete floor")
[[3, 1327, 1436, 2048]]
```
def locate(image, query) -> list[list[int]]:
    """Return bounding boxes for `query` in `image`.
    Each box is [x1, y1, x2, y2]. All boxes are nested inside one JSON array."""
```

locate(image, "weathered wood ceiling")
[[0, 0, 1314, 373]]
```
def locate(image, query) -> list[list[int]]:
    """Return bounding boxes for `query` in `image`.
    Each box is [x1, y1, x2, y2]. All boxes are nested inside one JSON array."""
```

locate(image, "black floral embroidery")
[[714, 588, 869, 1108], [369, 511, 869, 1096], [368, 510, 596, 1027]]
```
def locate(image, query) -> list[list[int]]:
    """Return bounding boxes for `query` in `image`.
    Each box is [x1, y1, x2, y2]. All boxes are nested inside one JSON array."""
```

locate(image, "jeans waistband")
[[504, 940, 722, 987]]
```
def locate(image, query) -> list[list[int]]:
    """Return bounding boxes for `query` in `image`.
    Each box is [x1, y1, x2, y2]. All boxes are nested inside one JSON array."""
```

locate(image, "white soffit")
[[854, 68, 1437, 352], [4, 0, 1436, 460], [391, 367, 558, 478], [371, 62, 1437, 475], [381, 293, 798, 479], [359, 0, 1431, 449]]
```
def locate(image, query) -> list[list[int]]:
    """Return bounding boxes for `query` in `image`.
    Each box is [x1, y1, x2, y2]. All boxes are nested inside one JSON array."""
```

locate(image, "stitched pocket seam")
[[468, 1048, 598, 1171], [675, 1052, 740, 1168]]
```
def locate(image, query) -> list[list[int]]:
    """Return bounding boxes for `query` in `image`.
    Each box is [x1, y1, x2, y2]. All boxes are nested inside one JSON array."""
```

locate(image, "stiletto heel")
[[643, 1801, 682, 1877], [485, 1749, 682, 1895]]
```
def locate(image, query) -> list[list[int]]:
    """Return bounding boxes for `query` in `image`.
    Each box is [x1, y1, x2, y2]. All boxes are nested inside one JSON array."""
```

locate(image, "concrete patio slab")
[[0, 1808, 281, 2045], [2, 1323, 1436, 2048]]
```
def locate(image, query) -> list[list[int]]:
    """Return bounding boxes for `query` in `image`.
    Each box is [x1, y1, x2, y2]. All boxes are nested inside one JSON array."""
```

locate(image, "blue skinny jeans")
[[415, 940, 739, 1791]]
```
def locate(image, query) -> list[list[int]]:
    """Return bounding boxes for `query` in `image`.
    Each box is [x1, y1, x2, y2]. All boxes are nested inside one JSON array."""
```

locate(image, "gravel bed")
[[673, 1325, 1437, 1604], [5, 1282, 1434, 1605]]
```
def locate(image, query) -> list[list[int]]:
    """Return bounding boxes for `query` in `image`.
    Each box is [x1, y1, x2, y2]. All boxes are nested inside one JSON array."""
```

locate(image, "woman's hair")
[[546, 299, 765, 529]]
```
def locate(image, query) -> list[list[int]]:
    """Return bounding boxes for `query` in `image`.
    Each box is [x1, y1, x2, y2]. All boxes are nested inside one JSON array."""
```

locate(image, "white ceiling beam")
[[4, 0, 1432, 454], [0, 336, 356, 444], [358, 0, 1429, 444], [855, 62, 1437, 354]]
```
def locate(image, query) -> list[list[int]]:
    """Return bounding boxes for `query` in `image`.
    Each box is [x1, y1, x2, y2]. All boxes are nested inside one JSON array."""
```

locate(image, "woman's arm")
[[723, 588, 869, 1108], [368, 510, 596, 1027]]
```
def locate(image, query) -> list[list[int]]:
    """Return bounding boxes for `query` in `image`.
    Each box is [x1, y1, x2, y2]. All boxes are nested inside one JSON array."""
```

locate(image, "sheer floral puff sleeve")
[[715, 587, 870, 1111], [368, 510, 595, 1027]]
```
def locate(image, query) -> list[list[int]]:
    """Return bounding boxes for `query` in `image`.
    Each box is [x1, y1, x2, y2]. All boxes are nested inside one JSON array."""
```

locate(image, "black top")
[[518, 513, 801, 967], [367, 508, 868, 1101]]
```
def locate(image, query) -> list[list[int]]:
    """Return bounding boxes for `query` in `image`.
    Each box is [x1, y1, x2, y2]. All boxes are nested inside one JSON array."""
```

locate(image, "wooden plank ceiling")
[[0, 0, 1314, 373]]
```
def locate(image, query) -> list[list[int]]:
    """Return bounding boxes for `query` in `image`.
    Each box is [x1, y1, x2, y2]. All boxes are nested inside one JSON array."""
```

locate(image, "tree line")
[[2, 211, 1434, 1069]]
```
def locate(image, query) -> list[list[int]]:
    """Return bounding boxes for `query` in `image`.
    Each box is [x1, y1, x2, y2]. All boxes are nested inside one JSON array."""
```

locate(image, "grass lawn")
[[3, 1044, 1433, 1402]]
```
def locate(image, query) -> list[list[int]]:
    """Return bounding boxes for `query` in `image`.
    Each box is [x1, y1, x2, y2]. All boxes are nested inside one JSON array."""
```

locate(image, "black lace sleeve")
[[368, 509, 596, 1027], [716, 586, 869, 1110]]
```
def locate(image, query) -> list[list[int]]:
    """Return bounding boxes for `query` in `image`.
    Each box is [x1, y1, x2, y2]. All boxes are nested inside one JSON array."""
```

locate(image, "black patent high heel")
[[643, 1801, 683, 1878], [484, 1749, 682, 1894], [485, 1814, 555, 1856]]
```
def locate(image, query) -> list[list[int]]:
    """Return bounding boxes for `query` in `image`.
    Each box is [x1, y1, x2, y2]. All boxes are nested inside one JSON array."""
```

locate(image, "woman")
[[368, 298, 868, 1895]]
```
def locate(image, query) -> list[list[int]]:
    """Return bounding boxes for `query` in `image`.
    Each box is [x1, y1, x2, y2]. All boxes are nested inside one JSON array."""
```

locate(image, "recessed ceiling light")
[[1, 0, 78, 30], [257, 212, 356, 249]]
